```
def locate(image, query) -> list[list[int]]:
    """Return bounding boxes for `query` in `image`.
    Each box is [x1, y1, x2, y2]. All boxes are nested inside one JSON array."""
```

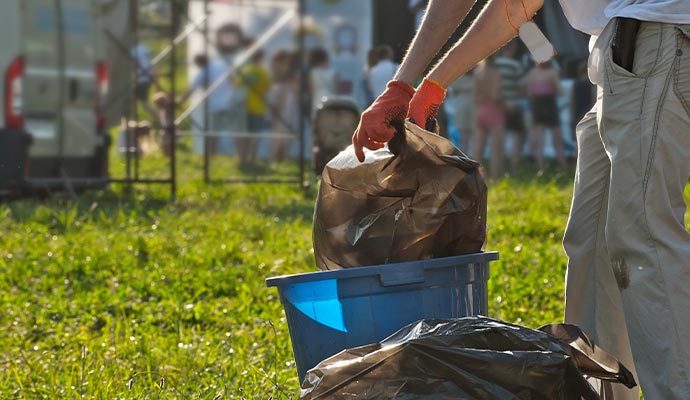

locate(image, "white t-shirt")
[[559, 0, 690, 36], [131, 44, 154, 84], [310, 67, 337, 113], [368, 59, 399, 98], [558, 0, 690, 84], [191, 59, 233, 113], [332, 51, 360, 95]]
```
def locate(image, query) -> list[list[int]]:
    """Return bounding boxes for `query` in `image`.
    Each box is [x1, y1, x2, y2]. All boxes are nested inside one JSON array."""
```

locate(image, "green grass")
[[0, 180, 312, 398], [1, 149, 688, 398]]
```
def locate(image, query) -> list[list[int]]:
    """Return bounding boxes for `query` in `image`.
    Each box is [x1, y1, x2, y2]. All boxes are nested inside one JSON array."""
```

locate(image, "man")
[[130, 43, 158, 121], [472, 55, 505, 180], [494, 40, 528, 169], [352, 1, 690, 398], [367, 45, 399, 98], [237, 49, 271, 165], [178, 54, 235, 155]]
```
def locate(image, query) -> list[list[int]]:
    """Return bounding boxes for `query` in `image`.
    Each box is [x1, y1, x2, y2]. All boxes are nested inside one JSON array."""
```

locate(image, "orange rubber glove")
[[407, 78, 446, 130], [352, 80, 415, 162]]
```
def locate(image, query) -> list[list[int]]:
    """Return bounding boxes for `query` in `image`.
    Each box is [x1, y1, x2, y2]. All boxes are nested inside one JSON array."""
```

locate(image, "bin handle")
[[379, 268, 425, 287]]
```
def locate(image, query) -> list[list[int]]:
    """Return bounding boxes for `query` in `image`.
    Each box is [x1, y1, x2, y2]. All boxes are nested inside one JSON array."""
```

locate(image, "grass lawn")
[[1, 148, 688, 399]]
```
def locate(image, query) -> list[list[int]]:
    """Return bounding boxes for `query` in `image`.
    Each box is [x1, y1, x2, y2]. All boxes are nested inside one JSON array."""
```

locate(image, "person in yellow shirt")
[[237, 49, 271, 166]]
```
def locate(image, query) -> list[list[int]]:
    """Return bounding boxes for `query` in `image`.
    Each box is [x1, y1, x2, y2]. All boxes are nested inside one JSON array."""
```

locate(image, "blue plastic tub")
[[266, 252, 498, 382]]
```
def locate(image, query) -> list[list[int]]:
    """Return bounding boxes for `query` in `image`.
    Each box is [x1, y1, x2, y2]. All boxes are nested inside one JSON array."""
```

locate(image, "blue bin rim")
[[266, 252, 498, 288]]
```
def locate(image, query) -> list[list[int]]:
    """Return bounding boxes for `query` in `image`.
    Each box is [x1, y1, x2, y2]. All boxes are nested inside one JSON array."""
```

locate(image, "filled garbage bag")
[[300, 317, 637, 400], [313, 121, 487, 270]]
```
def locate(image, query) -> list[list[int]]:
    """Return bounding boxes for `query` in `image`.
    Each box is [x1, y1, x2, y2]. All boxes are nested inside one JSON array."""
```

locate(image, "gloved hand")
[[352, 80, 415, 162], [407, 78, 446, 130]]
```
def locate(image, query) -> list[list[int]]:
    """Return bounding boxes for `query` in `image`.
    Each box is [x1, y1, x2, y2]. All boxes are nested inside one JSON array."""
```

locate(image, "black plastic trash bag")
[[300, 317, 636, 400], [313, 121, 487, 270]]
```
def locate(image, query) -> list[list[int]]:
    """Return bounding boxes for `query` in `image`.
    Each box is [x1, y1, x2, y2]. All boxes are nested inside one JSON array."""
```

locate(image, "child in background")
[[472, 56, 505, 180], [237, 49, 271, 165], [448, 70, 475, 154], [526, 62, 566, 171], [309, 48, 336, 116], [153, 91, 173, 158], [361, 48, 379, 108], [268, 51, 299, 163]]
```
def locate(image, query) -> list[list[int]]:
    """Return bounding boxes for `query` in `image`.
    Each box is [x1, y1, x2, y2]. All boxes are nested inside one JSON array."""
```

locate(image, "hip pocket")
[[673, 27, 690, 119], [605, 20, 661, 81]]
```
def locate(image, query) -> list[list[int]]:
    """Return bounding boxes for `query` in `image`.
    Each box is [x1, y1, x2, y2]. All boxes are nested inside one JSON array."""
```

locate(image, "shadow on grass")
[[3, 188, 170, 225], [496, 159, 576, 187]]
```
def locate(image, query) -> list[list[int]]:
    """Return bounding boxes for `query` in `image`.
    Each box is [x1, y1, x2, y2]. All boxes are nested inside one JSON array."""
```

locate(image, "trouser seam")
[[640, 27, 690, 394], [564, 115, 609, 342], [590, 173, 610, 338], [642, 65, 673, 199], [642, 174, 690, 396]]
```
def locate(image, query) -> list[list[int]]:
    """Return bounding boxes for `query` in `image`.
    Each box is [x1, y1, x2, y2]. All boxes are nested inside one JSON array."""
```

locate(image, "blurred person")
[[352, 1, 690, 398], [472, 56, 505, 180], [570, 60, 596, 153], [408, 0, 429, 29], [331, 25, 360, 96], [368, 45, 399, 99], [153, 91, 173, 158], [237, 49, 272, 165], [361, 48, 379, 108], [130, 43, 159, 122], [268, 51, 299, 163], [525, 61, 566, 171], [309, 48, 336, 116], [178, 54, 234, 156], [117, 118, 152, 157], [447, 70, 475, 153], [495, 39, 528, 169]]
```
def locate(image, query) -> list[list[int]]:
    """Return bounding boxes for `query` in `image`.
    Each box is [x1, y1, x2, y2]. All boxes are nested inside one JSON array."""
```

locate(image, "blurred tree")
[[136, 0, 189, 34]]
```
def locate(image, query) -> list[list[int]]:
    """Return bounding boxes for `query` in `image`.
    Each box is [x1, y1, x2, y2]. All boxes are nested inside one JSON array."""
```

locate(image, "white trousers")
[[563, 21, 690, 399]]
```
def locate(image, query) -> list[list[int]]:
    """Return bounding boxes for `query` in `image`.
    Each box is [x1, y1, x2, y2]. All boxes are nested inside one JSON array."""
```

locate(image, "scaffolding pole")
[[169, 0, 179, 200], [103, 0, 309, 201], [202, 0, 211, 183], [298, 0, 307, 188]]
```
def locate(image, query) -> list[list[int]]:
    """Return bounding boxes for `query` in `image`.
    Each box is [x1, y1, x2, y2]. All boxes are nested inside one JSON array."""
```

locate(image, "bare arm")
[[427, 0, 544, 87], [393, 0, 477, 85]]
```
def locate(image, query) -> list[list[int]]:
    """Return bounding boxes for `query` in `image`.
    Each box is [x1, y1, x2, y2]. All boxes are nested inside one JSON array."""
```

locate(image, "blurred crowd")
[[447, 39, 595, 179], [120, 33, 594, 179]]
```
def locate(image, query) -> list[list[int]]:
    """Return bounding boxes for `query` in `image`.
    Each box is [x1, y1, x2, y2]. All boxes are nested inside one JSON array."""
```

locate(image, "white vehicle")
[[0, 0, 110, 195]]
